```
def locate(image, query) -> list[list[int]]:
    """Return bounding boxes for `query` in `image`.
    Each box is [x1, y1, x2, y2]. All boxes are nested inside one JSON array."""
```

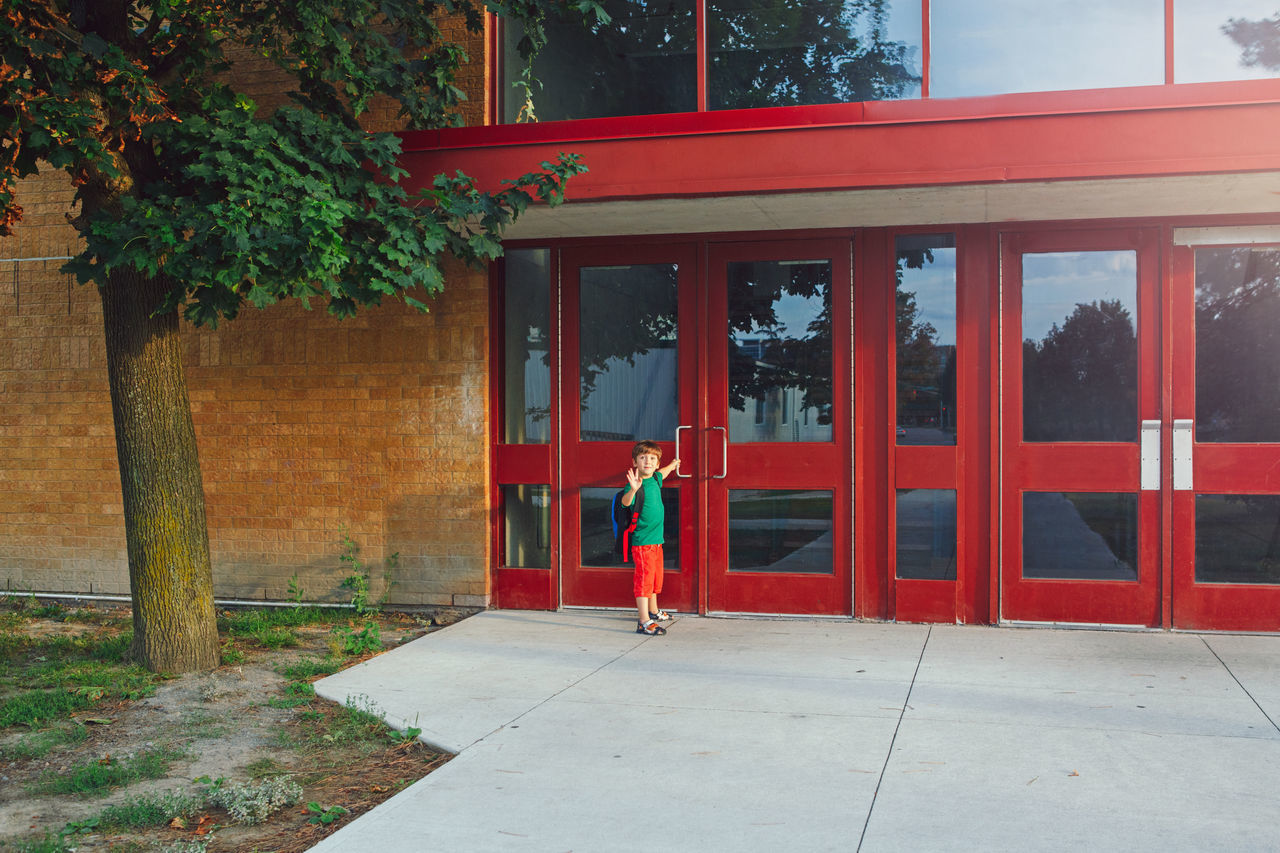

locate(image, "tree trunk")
[[99, 267, 220, 673]]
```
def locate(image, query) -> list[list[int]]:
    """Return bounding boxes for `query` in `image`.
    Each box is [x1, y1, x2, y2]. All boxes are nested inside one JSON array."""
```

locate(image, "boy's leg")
[[648, 546, 667, 619]]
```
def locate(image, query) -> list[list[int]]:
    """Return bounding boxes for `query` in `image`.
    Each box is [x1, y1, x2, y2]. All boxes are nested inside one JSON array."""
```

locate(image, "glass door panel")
[[707, 241, 852, 615], [1171, 243, 1280, 630], [559, 245, 698, 611], [1000, 230, 1161, 625]]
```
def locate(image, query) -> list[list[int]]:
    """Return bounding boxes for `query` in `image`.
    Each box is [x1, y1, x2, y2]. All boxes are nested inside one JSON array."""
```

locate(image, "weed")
[[337, 528, 398, 614], [245, 756, 284, 778], [331, 620, 382, 656], [0, 722, 88, 760], [268, 680, 315, 709], [287, 571, 306, 603], [0, 829, 73, 852], [278, 656, 343, 682], [87, 789, 205, 830], [204, 775, 303, 825], [27, 744, 188, 796], [252, 627, 299, 650], [305, 802, 350, 825], [219, 639, 245, 666]]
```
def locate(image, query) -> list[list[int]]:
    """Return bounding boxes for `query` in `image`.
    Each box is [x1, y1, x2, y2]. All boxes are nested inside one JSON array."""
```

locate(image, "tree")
[[0, 0, 598, 673], [1022, 299, 1137, 443]]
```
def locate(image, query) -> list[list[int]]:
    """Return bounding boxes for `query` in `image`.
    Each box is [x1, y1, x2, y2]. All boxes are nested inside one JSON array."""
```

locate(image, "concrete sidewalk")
[[312, 611, 1280, 852]]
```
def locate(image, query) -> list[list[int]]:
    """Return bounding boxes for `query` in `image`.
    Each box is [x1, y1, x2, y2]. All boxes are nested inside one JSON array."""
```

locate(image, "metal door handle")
[[1173, 419, 1194, 491], [1140, 420, 1160, 491], [675, 425, 692, 477], [712, 426, 727, 479]]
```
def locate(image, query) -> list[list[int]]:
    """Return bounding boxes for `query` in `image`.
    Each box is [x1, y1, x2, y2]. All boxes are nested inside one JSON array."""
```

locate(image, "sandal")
[[650, 610, 671, 622], [636, 620, 667, 636]]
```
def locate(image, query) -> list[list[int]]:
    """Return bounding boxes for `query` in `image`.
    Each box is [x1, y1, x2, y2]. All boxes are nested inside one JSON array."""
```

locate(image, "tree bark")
[[99, 267, 220, 673]]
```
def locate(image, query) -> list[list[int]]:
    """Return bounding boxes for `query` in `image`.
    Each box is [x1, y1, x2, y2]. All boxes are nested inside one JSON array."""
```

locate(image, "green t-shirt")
[[630, 472, 665, 546]]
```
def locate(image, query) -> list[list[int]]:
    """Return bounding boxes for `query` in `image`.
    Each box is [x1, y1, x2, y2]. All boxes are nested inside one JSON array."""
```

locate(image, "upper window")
[[708, 0, 921, 109], [930, 0, 1164, 98], [1175, 0, 1280, 83], [500, 1, 1280, 123]]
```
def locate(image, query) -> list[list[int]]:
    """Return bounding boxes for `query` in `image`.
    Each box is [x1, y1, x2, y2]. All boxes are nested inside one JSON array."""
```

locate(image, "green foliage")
[[0, 722, 88, 761], [79, 790, 205, 831], [204, 776, 303, 825], [278, 656, 345, 682], [1, 652, 155, 728], [219, 640, 246, 667], [27, 744, 188, 796], [252, 628, 299, 650], [305, 802, 350, 825], [332, 621, 383, 656], [0, 830, 74, 853], [1, 0, 595, 319]]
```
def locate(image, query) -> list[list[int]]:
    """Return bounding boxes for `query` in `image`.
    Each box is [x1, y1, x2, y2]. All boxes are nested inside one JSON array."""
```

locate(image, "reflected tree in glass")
[[709, 0, 921, 109], [1022, 251, 1137, 443], [579, 264, 680, 441], [1194, 248, 1280, 443], [1196, 494, 1280, 584], [503, 249, 551, 443], [504, 0, 696, 122], [896, 236, 956, 445], [1223, 9, 1280, 71], [728, 260, 832, 442]]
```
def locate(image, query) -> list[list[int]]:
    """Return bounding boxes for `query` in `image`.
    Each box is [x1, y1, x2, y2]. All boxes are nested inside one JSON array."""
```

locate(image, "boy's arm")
[[658, 458, 682, 480], [621, 467, 641, 505]]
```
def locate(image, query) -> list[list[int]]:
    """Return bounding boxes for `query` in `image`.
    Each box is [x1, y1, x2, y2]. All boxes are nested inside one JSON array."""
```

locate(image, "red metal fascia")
[[397, 80, 1280, 204]]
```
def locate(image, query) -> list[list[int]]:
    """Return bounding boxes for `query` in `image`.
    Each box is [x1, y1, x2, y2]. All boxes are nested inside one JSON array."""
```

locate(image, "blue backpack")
[[611, 485, 644, 563]]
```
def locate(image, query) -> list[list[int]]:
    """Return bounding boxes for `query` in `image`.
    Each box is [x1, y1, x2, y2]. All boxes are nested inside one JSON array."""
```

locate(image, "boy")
[[622, 440, 680, 636]]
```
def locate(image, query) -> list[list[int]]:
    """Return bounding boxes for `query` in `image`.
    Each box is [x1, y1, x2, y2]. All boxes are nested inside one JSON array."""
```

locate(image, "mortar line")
[[1201, 635, 1280, 735], [858, 624, 932, 852]]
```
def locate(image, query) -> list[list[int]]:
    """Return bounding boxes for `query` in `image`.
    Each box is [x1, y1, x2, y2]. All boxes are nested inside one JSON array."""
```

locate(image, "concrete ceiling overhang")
[[501, 171, 1280, 240]]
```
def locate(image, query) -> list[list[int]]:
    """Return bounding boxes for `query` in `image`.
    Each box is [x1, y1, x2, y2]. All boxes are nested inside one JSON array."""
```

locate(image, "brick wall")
[[0, 16, 496, 609]]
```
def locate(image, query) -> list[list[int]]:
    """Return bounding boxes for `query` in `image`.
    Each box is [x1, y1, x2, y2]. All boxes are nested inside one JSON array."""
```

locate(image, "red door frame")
[[491, 251, 560, 610], [1169, 239, 1280, 630], [878, 225, 995, 625], [557, 243, 701, 613], [704, 238, 854, 615], [999, 227, 1163, 626]]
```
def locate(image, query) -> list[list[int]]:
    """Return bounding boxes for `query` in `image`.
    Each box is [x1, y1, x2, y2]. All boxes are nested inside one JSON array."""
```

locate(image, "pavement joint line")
[[857, 624, 932, 853], [1200, 634, 1280, 735], [459, 619, 664, 752]]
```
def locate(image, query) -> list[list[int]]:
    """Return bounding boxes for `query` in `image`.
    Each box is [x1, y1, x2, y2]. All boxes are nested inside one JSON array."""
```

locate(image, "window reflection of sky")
[[900, 249, 956, 347], [1022, 251, 1137, 342], [1175, 0, 1280, 82], [931, 0, 1165, 97]]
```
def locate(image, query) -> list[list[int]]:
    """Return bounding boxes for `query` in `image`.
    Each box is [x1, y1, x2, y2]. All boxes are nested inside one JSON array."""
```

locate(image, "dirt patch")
[[0, 608, 456, 852]]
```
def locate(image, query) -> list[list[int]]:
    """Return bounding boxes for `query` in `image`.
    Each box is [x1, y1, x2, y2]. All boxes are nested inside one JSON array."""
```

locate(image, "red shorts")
[[631, 543, 664, 598]]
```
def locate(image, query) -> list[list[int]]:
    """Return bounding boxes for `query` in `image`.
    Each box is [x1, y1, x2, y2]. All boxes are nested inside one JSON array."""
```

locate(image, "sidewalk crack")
[[1201, 636, 1280, 735], [858, 624, 931, 852]]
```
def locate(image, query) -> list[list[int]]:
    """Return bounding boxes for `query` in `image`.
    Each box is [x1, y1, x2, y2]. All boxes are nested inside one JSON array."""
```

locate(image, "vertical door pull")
[[1140, 420, 1161, 491], [1173, 419, 1194, 491], [674, 425, 692, 477], [712, 426, 728, 479]]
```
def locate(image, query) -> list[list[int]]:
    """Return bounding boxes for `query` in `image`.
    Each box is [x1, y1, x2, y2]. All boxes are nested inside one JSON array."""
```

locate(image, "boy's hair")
[[631, 440, 662, 461]]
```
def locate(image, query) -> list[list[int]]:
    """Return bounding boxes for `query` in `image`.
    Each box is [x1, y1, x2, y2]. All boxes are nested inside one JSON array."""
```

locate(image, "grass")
[[1, 601, 443, 852], [0, 722, 88, 761], [26, 743, 189, 797], [89, 789, 205, 830]]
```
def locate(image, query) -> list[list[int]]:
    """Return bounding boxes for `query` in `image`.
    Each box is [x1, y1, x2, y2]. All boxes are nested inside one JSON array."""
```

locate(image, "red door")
[[559, 244, 699, 612], [1170, 238, 1280, 631], [1000, 229, 1162, 625], [704, 240, 853, 615]]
